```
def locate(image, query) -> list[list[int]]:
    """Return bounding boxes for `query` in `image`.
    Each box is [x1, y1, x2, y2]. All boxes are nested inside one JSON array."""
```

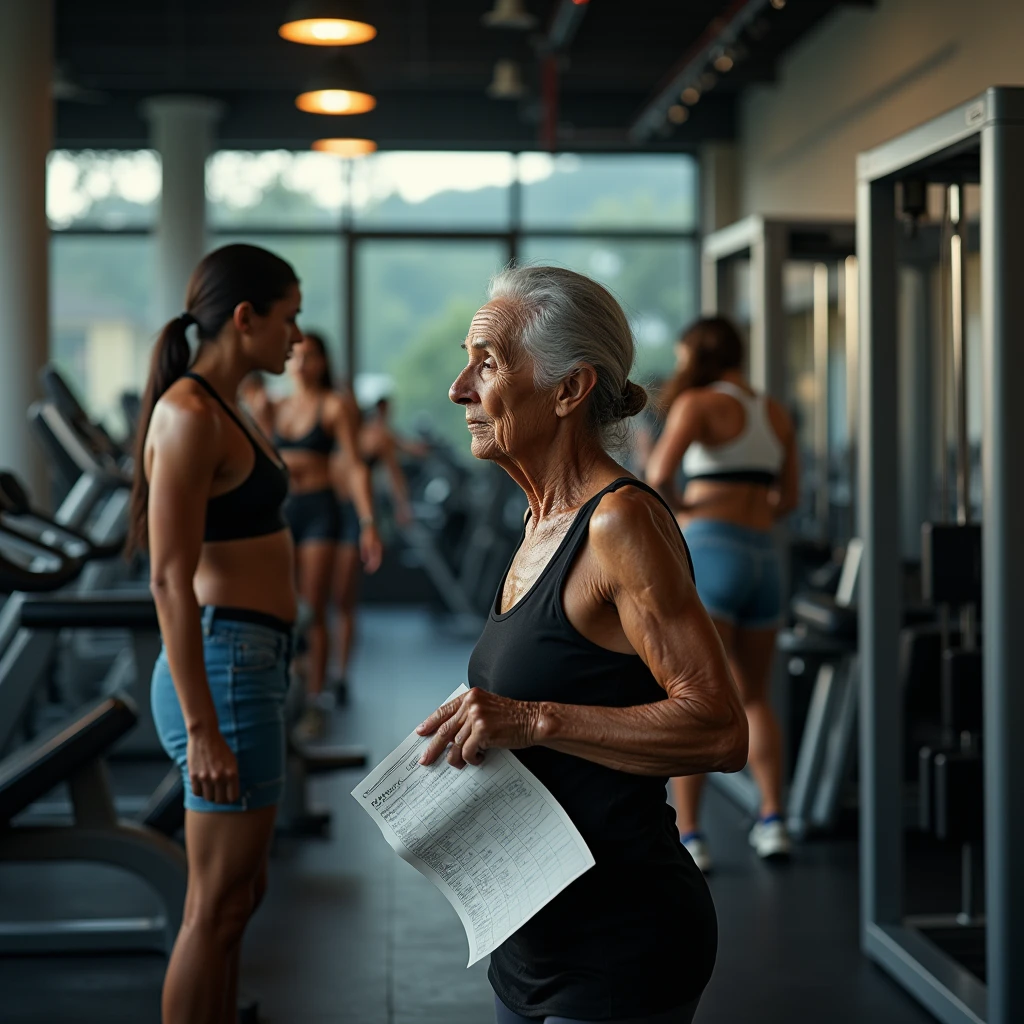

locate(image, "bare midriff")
[[678, 478, 779, 533], [193, 529, 298, 622], [281, 449, 332, 493]]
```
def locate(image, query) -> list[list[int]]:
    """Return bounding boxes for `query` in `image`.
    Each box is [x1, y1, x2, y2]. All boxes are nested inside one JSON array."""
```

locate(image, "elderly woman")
[[417, 266, 748, 1024]]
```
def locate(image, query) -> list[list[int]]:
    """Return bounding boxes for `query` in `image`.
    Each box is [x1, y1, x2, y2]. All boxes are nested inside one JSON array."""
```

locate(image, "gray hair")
[[487, 265, 647, 450]]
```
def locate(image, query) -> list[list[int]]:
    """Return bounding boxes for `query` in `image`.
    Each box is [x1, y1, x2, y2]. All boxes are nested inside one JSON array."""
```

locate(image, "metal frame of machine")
[[701, 216, 858, 816], [857, 85, 1024, 1024]]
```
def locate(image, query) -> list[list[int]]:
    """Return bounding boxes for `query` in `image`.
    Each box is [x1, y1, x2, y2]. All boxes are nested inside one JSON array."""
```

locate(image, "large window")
[[48, 151, 162, 434], [50, 235, 156, 434], [352, 153, 515, 229], [519, 154, 698, 231], [207, 151, 346, 229], [213, 233, 344, 379], [48, 150, 160, 230], [357, 241, 509, 450], [49, 149, 699, 458], [519, 237, 697, 382]]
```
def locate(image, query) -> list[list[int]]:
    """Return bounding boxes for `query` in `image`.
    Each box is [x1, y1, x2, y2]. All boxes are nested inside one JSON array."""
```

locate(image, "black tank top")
[[184, 373, 290, 543], [469, 478, 717, 1021], [272, 397, 335, 456]]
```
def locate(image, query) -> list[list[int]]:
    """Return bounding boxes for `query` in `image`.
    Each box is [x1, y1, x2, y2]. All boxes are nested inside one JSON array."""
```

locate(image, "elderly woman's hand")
[[416, 688, 540, 769]]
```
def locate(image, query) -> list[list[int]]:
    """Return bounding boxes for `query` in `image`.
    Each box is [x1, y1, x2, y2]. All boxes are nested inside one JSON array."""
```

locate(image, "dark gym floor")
[[0, 608, 937, 1024]]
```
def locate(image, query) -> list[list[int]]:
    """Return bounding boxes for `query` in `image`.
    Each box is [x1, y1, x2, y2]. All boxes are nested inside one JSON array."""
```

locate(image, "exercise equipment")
[[399, 442, 524, 632], [783, 539, 862, 838], [0, 513, 185, 956], [856, 87, 1024, 1024], [26, 371, 369, 841]]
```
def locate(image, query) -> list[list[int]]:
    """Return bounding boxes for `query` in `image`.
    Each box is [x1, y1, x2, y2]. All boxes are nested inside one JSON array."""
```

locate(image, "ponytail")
[[125, 316, 192, 557], [659, 316, 745, 414]]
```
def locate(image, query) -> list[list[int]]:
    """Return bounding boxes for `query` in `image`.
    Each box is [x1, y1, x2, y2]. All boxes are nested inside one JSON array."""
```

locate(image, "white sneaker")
[[681, 834, 713, 874], [749, 818, 791, 860]]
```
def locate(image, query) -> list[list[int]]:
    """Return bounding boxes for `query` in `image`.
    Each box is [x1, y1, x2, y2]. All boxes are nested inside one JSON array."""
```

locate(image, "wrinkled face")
[[449, 300, 549, 462], [288, 335, 327, 388], [244, 283, 303, 375]]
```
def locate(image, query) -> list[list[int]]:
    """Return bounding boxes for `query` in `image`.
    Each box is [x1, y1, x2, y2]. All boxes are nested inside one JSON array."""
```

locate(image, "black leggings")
[[494, 995, 701, 1024]]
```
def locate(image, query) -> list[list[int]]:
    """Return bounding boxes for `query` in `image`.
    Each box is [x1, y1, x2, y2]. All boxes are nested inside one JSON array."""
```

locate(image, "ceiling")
[[54, 0, 868, 151]]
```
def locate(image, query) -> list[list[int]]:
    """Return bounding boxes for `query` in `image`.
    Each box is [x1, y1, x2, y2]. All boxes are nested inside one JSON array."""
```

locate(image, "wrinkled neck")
[[501, 423, 616, 523]]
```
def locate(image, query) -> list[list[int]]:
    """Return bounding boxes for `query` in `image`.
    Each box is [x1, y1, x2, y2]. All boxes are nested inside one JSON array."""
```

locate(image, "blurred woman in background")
[[271, 332, 381, 739], [329, 394, 423, 695], [646, 316, 799, 872]]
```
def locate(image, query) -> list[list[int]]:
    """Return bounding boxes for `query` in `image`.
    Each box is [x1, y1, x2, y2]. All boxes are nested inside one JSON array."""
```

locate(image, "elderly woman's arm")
[[418, 488, 748, 777]]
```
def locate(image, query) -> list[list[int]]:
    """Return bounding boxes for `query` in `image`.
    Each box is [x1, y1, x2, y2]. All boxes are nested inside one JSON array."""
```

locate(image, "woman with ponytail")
[[127, 243, 301, 1024], [646, 316, 800, 873]]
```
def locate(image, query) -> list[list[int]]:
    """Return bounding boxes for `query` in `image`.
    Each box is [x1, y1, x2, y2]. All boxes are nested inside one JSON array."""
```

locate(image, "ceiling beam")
[[546, 0, 590, 53], [54, 87, 731, 151], [629, 0, 787, 144]]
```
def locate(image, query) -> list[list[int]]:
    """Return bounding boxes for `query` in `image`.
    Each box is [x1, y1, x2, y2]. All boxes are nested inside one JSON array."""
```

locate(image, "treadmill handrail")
[[0, 523, 85, 593], [40, 364, 130, 464], [1, 503, 125, 562], [30, 400, 131, 487], [19, 591, 159, 631], [0, 694, 137, 825]]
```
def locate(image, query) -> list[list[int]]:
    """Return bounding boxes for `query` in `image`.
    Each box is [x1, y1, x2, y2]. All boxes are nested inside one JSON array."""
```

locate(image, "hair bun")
[[618, 380, 648, 419]]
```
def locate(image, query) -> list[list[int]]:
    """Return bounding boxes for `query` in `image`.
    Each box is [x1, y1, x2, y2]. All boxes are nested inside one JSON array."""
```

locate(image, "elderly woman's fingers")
[[461, 730, 486, 766], [419, 704, 467, 765], [416, 693, 466, 736], [446, 721, 477, 770], [447, 741, 468, 769]]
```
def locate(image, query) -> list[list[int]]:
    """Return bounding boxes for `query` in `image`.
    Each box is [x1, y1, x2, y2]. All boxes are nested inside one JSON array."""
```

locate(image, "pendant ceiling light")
[[279, 0, 377, 46], [487, 60, 526, 100], [312, 137, 377, 157], [482, 0, 536, 30], [296, 53, 376, 114]]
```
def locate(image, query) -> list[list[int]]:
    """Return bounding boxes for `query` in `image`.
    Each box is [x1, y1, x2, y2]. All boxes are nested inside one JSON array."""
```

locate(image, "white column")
[[0, 0, 53, 500], [142, 97, 222, 323]]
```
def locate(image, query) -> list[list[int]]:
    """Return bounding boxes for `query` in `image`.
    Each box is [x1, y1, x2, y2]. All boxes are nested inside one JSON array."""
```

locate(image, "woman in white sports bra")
[[646, 317, 799, 872]]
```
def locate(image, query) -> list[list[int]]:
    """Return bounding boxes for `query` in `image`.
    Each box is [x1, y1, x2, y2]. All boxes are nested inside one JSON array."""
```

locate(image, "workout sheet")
[[352, 685, 595, 966]]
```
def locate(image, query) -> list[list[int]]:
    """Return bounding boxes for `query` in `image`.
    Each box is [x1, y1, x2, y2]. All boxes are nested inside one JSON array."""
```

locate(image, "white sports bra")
[[681, 381, 784, 485]]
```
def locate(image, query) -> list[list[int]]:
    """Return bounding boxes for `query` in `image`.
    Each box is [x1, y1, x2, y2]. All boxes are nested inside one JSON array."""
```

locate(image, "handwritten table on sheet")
[[353, 686, 594, 966]]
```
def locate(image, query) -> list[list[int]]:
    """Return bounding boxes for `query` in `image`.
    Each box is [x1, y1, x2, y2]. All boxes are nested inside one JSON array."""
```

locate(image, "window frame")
[[53, 150, 702, 383]]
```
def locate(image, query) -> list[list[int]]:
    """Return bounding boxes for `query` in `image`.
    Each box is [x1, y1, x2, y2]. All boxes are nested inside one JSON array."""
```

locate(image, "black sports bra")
[[184, 373, 290, 543], [272, 398, 335, 456]]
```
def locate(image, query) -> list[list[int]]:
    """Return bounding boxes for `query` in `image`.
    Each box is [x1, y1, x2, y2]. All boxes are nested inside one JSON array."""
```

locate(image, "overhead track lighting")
[[296, 53, 376, 114], [312, 138, 376, 157], [668, 105, 689, 125], [487, 60, 527, 100], [482, 0, 537, 30], [279, 0, 377, 46], [631, 0, 792, 143], [713, 50, 735, 73]]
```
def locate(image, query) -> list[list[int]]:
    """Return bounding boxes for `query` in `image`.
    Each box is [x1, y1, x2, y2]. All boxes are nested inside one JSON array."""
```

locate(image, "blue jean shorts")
[[151, 607, 292, 813], [682, 520, 782, 630]]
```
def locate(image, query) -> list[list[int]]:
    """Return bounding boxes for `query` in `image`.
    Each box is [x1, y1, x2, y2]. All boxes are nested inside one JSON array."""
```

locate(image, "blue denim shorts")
[[682, 520, 782, 630], [151, 607, 292, 813]]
